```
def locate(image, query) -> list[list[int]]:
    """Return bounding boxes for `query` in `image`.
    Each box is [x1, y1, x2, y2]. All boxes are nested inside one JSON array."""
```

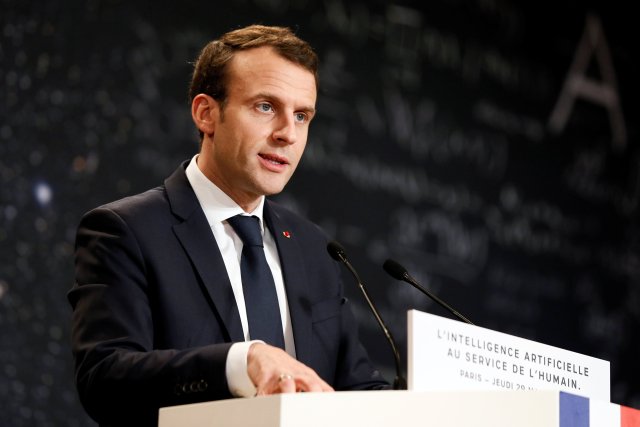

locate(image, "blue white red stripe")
[[560, 392, 640, 427]]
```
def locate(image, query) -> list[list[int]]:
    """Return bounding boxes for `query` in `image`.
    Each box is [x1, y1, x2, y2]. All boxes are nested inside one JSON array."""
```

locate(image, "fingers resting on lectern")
[[247, 342, 334, 396]]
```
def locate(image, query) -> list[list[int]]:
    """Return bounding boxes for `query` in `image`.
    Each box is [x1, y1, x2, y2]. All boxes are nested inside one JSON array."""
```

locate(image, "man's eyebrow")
[[298, 105, 316, 115]]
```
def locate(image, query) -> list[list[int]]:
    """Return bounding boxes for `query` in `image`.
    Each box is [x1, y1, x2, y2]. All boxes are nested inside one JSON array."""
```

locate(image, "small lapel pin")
[[282, 231, 291, 238]]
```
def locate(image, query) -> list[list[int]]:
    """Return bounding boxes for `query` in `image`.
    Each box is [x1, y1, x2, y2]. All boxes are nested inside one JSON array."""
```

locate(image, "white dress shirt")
[[185, 155, 296, 397]]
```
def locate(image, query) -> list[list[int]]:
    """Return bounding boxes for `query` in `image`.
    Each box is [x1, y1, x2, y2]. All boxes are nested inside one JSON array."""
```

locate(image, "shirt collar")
[[185, 154, 266, 233]]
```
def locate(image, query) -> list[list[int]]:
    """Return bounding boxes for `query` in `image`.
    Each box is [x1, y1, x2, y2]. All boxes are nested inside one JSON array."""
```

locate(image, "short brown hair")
[[189, 25, 319, 108]]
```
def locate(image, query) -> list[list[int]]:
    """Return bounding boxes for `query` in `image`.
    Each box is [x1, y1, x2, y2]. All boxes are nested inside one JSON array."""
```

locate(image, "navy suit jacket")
[[68, 161, 387, 425]]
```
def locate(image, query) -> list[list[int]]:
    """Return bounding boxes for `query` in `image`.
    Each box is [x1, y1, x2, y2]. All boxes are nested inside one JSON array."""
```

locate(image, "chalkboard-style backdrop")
[[1, 1, 637, 425]]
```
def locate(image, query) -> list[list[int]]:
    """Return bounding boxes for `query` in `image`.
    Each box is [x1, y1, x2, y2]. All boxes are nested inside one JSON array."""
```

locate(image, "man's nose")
[[272, 114, 297, 145]]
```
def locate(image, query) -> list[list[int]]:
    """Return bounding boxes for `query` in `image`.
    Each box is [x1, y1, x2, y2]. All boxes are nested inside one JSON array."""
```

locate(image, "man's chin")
[[262, 185, 287, 197], [259, 177, 293, 197]]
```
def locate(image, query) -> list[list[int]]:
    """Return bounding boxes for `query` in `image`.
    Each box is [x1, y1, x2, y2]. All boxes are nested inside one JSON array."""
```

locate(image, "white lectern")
[[159, 311, 639, 426], [159, 390, 639, 427]]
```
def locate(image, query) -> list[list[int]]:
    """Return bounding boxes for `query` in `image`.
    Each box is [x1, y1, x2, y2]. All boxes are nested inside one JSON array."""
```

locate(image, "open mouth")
[[259, 153, 288, 165]]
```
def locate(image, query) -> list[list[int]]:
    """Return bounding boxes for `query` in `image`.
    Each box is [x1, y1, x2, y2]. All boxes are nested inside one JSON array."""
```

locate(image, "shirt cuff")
[[225, 340, 262, 397]]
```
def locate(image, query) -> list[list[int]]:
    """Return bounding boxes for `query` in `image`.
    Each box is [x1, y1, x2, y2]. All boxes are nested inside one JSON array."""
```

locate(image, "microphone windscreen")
[[383, 259, 407, 280], [326, 240, 346, 261]]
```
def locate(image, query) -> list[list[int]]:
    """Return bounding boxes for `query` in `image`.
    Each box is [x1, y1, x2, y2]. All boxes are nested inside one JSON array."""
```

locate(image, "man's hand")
[[247, 342, 334, 396]]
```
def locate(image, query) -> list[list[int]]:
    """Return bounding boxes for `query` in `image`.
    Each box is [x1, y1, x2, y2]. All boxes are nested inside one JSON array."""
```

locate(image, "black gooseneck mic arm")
[[383, 258, 475, 326], [327, 241, 407, 390]]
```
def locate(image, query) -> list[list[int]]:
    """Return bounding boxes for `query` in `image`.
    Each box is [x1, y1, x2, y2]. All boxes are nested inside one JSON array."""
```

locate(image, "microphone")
[[383, 259, 475, 326], [327, 241, 406, 390]]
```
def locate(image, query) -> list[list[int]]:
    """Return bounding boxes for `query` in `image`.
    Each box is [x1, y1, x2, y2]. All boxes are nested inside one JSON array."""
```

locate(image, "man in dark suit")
[[68, 25, 388, 426]]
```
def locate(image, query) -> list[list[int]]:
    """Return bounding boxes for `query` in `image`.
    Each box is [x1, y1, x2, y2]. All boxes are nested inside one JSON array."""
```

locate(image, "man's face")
[[199, 46, 317, 211]]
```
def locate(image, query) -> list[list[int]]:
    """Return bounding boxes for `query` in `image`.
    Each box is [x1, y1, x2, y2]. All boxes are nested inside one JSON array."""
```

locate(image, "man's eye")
[[295, 113, 307, 123], [258, 103, 273, 112]]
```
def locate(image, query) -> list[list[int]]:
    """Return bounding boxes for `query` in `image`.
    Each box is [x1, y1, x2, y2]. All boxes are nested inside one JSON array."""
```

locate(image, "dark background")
[[1, 0, 638, 425]]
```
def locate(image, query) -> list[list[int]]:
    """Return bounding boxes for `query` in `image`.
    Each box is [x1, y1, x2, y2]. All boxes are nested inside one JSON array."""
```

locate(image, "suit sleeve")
[[68, 207, 233, 424]]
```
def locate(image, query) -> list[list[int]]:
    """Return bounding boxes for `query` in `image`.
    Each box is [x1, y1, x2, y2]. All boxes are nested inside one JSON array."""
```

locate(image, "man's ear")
[[191, 94, 219, 136]]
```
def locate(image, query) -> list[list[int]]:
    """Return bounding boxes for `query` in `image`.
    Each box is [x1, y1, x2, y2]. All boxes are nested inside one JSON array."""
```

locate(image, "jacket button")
[[198, 380, 208, 392]]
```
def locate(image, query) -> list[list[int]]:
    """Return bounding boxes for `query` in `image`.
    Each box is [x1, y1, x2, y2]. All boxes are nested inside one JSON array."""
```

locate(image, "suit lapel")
[[263, 201, 314, 365], [165, 163, 244, 343]]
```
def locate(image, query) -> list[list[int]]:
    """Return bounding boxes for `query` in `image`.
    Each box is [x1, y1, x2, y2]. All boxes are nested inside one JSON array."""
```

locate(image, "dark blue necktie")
[[227, 215, 285, 349]]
